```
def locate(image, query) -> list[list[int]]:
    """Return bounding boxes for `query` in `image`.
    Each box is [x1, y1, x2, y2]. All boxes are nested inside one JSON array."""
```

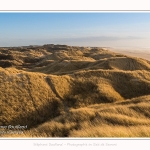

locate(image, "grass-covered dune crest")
[[0, 44, 150, 137]]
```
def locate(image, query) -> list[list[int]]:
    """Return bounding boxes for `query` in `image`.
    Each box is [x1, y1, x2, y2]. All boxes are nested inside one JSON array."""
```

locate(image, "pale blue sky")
[[0, 12, 150, 48]]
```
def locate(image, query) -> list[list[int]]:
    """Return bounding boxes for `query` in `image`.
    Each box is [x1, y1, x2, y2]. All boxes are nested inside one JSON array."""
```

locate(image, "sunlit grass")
[[1, 46, 150, 137]]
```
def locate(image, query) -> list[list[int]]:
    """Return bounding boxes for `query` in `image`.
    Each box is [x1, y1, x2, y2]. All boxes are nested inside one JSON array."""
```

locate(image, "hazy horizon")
[[1, 12, 150, 50]]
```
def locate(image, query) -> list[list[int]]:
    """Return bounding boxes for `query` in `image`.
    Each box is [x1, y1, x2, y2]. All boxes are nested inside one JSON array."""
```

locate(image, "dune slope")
[[0, 45, 150, 137]]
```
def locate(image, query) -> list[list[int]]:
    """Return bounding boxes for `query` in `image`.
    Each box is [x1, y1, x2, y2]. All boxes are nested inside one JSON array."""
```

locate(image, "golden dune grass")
[[0, 45, 150, 137]]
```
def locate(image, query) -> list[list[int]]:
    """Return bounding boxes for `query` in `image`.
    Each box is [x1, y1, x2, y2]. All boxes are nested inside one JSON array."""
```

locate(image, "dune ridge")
[[0, 44, 150, 137]]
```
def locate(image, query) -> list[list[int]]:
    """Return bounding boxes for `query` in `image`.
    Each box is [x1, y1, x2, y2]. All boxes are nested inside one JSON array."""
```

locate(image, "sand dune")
[[0, 44, 150, 137]]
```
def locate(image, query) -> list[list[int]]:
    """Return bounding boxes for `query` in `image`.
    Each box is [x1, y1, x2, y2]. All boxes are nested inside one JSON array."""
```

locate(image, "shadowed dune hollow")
[[0, 44, 150, 137]]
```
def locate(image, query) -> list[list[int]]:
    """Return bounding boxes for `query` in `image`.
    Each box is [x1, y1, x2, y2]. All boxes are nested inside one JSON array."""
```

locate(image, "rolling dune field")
[[0, 44, 150, 137]]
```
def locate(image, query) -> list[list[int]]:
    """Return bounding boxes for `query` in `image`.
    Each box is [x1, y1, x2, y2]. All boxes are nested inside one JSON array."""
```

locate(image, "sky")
[[1, 12, 150, 49]]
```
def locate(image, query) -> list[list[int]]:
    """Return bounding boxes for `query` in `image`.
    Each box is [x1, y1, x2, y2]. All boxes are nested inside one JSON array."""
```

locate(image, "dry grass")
[[0, 45, 150, 137], [3, 96, 150, 137]]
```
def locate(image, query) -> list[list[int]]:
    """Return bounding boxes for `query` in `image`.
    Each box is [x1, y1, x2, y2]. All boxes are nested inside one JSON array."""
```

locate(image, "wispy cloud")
[[51, 35, 144, 43], [0, 36, 146, 47]]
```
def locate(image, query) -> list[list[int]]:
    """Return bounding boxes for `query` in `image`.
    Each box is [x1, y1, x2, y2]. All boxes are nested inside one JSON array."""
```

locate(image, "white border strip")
[[0, 0, 150, 11]]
